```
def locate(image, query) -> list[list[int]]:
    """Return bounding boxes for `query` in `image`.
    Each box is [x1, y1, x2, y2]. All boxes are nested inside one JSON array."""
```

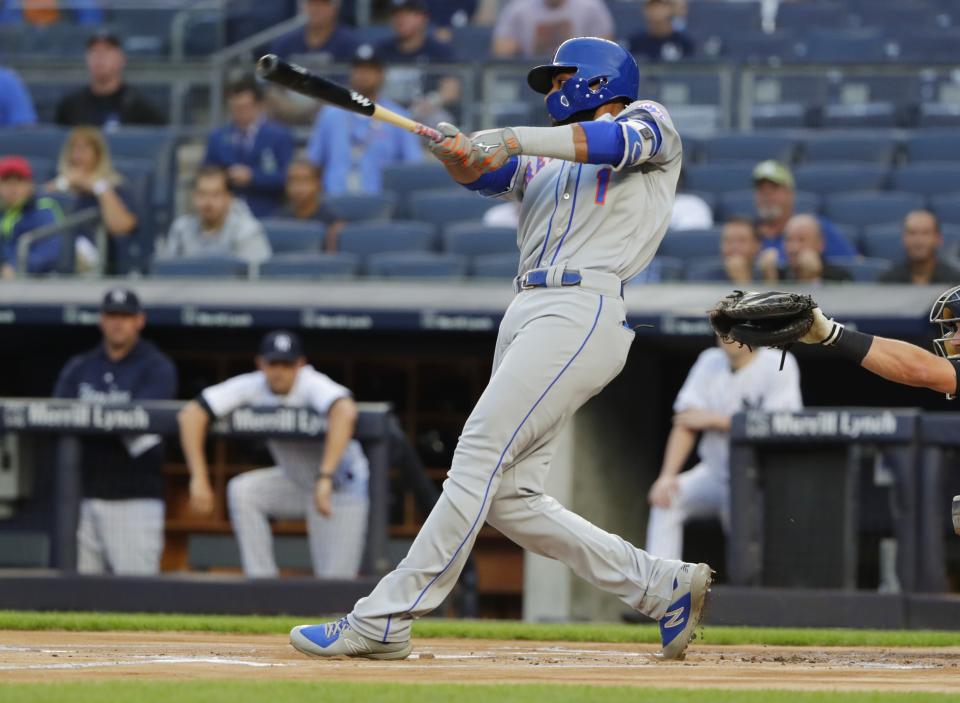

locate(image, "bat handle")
[[413, 123, 444, 143]]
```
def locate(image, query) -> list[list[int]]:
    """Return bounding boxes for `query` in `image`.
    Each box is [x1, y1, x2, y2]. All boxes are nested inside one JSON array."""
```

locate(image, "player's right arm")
[[177, 400, 215, 516]]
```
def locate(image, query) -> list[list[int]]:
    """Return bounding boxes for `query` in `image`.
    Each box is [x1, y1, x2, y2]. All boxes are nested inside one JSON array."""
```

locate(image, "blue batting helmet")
[[527, 37, 640, 123]]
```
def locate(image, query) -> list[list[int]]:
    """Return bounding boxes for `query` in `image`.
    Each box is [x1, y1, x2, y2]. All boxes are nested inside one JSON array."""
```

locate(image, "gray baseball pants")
[[349, 271, 685, 643], [77, 498, 164, 575]]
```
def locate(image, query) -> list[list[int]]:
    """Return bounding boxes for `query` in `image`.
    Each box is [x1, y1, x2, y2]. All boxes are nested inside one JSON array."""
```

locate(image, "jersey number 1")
[[595, 168, 611, 205]]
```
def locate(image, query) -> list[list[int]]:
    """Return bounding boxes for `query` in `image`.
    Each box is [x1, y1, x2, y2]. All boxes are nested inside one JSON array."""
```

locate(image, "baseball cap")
[[100, 287, 142, 314], [259, 330, 305, 362], [87, 29, 122, 49], [752, 160, 795, 189], [352, 43, 383, 67], [389, 0, 428, 13], [0, 156, 32, 181]]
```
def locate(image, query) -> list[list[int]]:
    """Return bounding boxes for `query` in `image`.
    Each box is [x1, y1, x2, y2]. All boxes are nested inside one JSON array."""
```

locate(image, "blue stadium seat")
[[891, 164, 960, 196], [109, 8, 177, 56], [856, 5, 941, 31], [410, 189, 497, 229], [896, 31, 960, 63], [859, 224, 904, 260], [827, 257, 892, 282], [718, 190, 820, 221], [799, 30, 892, 63], [105, 129, 173, 161], [776, 2, 849, 31], [367, 252, 468, 278], [657, 228, 721, 260], [793, 163, 888, 195], [259, 219, 326, 254], [443, 224, 516, 257], [684, 163, 757, 196], [449, 25, 494, 61], [750, 104, 809, 130], [824, 191, 926, 228], [472, 252, 520, 279], [685, 257, 730, 283], [627, 257, 685, 284], [917, 104, 960, 128], [699, 134, 795, 164], [722, 33, 798, 63], [23, 156, 55, 180], [151, 257, 249, 278], [382, 163, 455, 218], [325, 193, 396, 222], [687, 1, 761, 37], [820, 104, 899, 129], [905, 132, 960, 163], [0, 127, 65, 158], [930, 194, 960, 225], [259, 253, 359, 279], [337, 221, 436, 258], [0, 531, 49, 568], [801, 134, 897, 164]]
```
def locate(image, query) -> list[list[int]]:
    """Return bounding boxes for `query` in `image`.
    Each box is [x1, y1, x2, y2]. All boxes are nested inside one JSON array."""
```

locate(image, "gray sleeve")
[[234, 219, 272, 263], [161, 218, 185, 258], [620, 100, 682, 167]]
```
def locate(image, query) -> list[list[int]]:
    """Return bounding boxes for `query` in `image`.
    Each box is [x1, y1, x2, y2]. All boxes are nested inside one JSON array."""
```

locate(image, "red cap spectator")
[[0, 156, 32, 181]]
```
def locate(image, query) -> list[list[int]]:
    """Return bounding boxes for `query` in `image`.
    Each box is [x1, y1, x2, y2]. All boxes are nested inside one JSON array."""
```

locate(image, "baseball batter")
[[291, 37, 712, 660], [178, 330, 369, 578], [646, 340, 803, 560]]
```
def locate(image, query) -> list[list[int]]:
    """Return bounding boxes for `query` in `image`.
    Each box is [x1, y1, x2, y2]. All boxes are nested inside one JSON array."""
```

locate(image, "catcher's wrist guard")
[[828, 327, 874, 365]]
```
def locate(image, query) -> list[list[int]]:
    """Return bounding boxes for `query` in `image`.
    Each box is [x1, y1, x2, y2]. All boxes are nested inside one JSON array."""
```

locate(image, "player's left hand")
[[469, 127, 522, 172], [314, 477, 333, 517], [673, 409, 729, 432], [426, 122, 477, 168]]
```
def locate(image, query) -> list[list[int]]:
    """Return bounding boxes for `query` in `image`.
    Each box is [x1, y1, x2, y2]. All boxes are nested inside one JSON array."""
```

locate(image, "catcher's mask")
[[930, 284, 960, 361]]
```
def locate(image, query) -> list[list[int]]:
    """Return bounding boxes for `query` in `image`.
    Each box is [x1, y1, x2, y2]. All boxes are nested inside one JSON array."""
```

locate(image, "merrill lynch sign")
[[744, 410, 901, 440], [2, 401, 151, 432]]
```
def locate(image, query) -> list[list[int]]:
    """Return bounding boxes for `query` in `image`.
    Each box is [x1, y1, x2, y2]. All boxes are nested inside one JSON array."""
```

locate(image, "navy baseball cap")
[[259, 330, 304, 362], [100, 287, 141, 314], [390, 0, 428, 13]]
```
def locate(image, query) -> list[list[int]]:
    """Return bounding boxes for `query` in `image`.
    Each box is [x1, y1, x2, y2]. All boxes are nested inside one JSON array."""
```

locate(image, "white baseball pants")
[[76, 498, 164, 575], [645, 462, 729, 561]]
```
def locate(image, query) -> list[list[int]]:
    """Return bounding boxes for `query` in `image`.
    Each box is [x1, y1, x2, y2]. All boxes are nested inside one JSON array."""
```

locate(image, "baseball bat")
[[256, 54, 442, 142]]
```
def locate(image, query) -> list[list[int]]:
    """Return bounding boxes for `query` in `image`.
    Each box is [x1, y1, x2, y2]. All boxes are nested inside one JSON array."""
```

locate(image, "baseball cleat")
[[952, 495, 960, 536], [659, 562, 713, 661], [290, 617, 412, 660]]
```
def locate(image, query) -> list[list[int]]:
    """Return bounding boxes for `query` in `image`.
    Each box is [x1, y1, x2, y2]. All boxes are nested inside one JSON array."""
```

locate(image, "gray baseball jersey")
[[488, 100, 682, 280], [348, 101, 688, 644]]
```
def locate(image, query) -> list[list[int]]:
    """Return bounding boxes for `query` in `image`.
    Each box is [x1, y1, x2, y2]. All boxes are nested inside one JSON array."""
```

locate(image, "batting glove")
[[426, 122, 477, 167], [469, 127, 522, 172]]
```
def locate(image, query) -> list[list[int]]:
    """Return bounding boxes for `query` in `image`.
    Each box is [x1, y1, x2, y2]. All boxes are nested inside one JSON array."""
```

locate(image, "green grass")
[[0, 682, 948, 703], [0, 610, 959, 647]]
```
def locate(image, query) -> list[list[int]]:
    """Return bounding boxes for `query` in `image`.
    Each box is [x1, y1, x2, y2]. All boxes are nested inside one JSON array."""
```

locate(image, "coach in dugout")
[[53, 287, 177, 575], [178, 330, 370, 578]]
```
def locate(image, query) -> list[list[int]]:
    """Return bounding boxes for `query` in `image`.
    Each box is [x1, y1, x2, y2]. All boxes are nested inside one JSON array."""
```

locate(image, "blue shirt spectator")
[[270, 0, 359, 61], [0, 156, 65, 276], [306, 48, 422, 195], [0, 67, 36, 127], [204, 76, 294, 217], [0, 0, 102, 25], [761, 216, 858, 262]]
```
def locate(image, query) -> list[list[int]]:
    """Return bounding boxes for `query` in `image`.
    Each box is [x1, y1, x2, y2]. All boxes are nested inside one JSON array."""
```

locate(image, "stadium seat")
[[105, 129, 174, 162], [698, 134, 795, 164], [684, 163, 757, 196], [828, 257, 892, 282], [793, 163, 888, 195], [859, 227, 904, 261], [687, 1, 761, 37], [627, 257, 685, 284], [258, 219, 325, 254], [0, 126, 65, 158], [904, 132, 960, 163], [188, 534, 312, 571], [325, 193, 396, 222], [917, 104, 960, 128], [775, 2, 849, 31], [151, 257, 249, 278], [259, 253, 359, 279], [109, 7, 177, 56], [801, 134, 897, 164], [685, 257, 736, 283], [891, 165, 960, 196], [820, 103, 899, 129], [449, 25, 494, 61], [894, 31, 960, 63], [367, 252, 468, 278], [798, 30, 892, 64], [856, 5, 941, 31], [337, 221, 436, 258], [930, 194, 960, 225], [442, 224, 516, 257], [24, 156, 55, 180], [410, 189, 497, 229], [382, 163, 455, 218], [0, 531, 49, 568], [824, 191, 926, 228], [657, 229, 721, 260], [471, 252, 520, 279], [750, 104, 809, 130], [722, 33, 798, 64], [718, 190, 820, 221]]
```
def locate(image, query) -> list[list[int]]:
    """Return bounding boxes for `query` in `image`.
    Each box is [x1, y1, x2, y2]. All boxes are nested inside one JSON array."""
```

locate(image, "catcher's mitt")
[[709, 290, 817, 348]]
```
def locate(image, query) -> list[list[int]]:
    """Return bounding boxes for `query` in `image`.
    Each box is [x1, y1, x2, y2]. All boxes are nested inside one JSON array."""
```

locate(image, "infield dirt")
[[0, 631, 957, 693]]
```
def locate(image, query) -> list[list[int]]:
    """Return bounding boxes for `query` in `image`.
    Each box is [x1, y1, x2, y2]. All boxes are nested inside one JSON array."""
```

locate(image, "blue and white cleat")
[[659, 562, 713, 660], [290, 617, 412, 660]]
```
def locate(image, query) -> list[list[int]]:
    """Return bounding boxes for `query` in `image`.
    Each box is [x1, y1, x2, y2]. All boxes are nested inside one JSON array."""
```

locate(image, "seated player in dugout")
[[645, 336, 803, 561], [797, 284, 960, 534], [177, 330, 370, 578]]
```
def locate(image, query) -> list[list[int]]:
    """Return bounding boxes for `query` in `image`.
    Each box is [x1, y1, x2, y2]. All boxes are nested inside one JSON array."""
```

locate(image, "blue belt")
[[518, 269, 583, 289]]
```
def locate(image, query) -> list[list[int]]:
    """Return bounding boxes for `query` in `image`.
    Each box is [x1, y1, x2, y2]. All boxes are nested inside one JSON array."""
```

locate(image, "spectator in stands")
[[645, 336, 802, 562], [0, 0, 102, 25], [760, 214, 853, 284], [306, 47, 422, 196], [629, 0, 694, 62], [879, 210, 960, 285], [0, 156, 67, 278], [752, 160, 857, 260], [269, 0, 359, 61], [54, 30, 165, 128], [48, 126, 139, 272], [178, 330, 369, 578], [204, 76, 294, 218], [377, 0, 453, 62], [53, 287, 177, 576], [720, 216, 761, 284], [491, 0, 613, 59], [425, 0, 481, 42], [670, 170, 713, 231], [162, 165, 271, 264], [275, 159, 345, 251], [0, 66, 36, 127]]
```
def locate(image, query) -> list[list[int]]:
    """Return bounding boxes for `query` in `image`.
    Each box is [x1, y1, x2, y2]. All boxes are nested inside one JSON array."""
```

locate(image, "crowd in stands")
[[2, 1, 960, 285]]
